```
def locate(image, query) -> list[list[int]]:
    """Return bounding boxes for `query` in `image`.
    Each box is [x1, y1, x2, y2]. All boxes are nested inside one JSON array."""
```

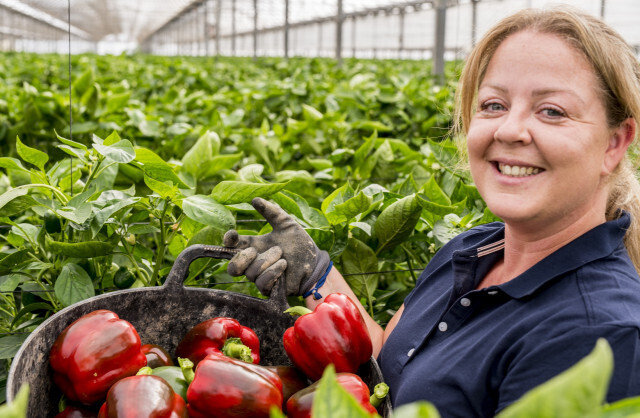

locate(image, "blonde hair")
[[453, 6, 640, 273]]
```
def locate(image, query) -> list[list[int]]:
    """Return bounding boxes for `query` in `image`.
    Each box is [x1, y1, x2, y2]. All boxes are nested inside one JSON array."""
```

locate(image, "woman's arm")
[[304, 266, 405, 358]]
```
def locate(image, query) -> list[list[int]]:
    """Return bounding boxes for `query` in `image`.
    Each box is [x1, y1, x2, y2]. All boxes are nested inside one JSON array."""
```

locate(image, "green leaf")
[[0, 188, 28, 213], [422, 176, 451, 206], [0, 383, 29, 417], [302, 104, 323, 121], [497, 338, 613, 418], [427, 139, 459, 168], [54, 263, 95, 307], [144, 175, 181, 200], [341, 238, 378, 300], [352, 120, 392, 132], [90, 197, 140, 237], [391, 401, 441, 418], [334, 191, 373, 222], [0, 250, 32, 275], [55, 131, 87, 151], [104, 130, 122, 146], [0, 194, 40, 217], [186, 225, 224, 247], [0, 158, 29, 174], [321, 184, 354, 217], [0, 274, 23, 292], [134, 147, 188, 188], [93, 139, 135, 164], [203, 153, 243, 177], [182, 195, 235, 231], [602, 396, 640, 417], [181, 131, 221, 177], [416, 194, 466, 217], [16, 136, 48, 171], [105, 92, 131, 114], [271, 192, 306, 222], [0, 334, 29, 360], [72, 68, 94, 95], [311, 365, 373, 418], [57, 203, 93, 224], [210, 181, 288, 205], [128, 224, 160, 235], [374, 194, 422, 254]]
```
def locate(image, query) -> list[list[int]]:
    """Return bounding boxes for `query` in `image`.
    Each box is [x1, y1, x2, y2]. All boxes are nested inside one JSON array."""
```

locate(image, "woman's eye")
[[481, 102, 505, 112], [541, 107, 566, 118]]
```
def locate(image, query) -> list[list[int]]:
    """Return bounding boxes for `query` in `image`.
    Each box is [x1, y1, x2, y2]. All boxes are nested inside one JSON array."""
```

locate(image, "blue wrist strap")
[[303, 261, 333, 300]]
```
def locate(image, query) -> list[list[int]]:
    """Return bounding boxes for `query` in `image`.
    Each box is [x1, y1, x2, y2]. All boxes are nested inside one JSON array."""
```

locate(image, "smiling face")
[[467, 30, 622, 235]]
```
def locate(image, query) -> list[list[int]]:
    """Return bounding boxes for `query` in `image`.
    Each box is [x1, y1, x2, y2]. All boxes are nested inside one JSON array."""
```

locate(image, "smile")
[[497, 163, 542, 177]]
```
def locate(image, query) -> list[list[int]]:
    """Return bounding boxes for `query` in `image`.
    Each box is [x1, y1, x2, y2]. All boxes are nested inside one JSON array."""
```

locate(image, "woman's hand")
[[224, 198, 330, 296]]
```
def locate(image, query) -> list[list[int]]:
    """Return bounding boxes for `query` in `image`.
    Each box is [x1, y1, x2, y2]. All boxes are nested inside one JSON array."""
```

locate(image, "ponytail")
[[607, 159, 640, 274]]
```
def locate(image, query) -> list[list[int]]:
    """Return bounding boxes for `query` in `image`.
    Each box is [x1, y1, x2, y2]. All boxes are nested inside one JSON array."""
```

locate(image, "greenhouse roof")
[[7, 0, 428, 43]]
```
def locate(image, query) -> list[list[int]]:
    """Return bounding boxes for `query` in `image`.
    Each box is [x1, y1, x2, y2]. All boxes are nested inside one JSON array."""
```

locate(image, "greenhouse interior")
[[4, 0, 640, 415]]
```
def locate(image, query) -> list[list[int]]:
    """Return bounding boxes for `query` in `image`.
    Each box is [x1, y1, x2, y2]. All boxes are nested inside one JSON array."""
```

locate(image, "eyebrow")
[[480, 84, 586, 106]]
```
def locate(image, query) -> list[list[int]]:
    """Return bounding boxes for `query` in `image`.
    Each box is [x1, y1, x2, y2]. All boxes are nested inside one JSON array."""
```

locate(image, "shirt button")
[[407, 348, 415, 357], [438, 321, 448, 332], [460, 297, 471, 307]]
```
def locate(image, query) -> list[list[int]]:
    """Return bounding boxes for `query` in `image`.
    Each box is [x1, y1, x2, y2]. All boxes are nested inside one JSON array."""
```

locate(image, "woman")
[[223, 7, 640, 416]]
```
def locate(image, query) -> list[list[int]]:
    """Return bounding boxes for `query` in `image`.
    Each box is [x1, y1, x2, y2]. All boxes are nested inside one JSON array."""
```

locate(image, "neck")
[[489, 204, 607, 287]]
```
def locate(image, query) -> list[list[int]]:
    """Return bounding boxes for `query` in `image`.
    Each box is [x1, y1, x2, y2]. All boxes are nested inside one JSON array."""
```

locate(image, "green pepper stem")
[[222, 338, 254, 363], [136, 366, 153, 376], [178, 357, 195, 384], [370, 383, 389, 408], [284, 306, 313, 317]]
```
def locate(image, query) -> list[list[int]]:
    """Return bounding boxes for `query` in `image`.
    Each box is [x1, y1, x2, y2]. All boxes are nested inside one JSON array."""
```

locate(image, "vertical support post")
[[253, 0, 258, 59], [398, 7, 405, 59], [351, 16, 356, 57], [232, 0, 237, 56], [215, 0, 221, 56], [317, 21, 322, 56], [336, 0, 343, 64], [284, 0, 290, 58], [204, 0, 210, 56], [433, 0, 446, 84], [471, 0, 478, 46], [600, 0, 606, 19]]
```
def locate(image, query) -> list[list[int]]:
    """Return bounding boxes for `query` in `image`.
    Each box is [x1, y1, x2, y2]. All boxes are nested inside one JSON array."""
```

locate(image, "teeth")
[[498, 163, 541, 177]]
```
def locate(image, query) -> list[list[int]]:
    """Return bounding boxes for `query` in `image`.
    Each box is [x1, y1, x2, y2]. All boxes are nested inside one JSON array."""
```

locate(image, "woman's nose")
[[493, 109, 533, 145]]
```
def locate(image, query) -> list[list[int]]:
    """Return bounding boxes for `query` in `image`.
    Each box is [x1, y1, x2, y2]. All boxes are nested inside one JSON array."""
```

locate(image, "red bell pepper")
[[97, 375, 187, 417], [186, 353, 283, 418], [265, 365, 309, 404], [55, 406, 98, 418], [175, 317, 260, 365], [286, 373, 387, 418], [141, 344, 174, 368], [283, 293, 373, 381], [49, 310, 147, 404]]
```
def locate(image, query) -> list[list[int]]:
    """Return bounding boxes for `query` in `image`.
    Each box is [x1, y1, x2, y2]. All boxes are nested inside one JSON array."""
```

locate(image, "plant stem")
[[120, 237, 149, 286], [150, 199, 169, 286], [81, 156, 103, 192], [10, 184, 69, 205], [402, 245, 419, 284]]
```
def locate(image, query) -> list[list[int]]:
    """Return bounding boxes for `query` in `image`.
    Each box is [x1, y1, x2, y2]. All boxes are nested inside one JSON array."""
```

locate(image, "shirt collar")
[[462, 212, 631, 299]]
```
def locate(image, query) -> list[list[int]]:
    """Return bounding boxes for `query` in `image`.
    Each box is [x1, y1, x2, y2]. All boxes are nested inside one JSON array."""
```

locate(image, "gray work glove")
[[224, 197, 331, 297]]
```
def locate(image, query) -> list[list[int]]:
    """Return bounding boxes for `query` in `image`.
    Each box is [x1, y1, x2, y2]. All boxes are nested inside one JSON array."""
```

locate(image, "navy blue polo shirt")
[[379, 213, 640, 417]]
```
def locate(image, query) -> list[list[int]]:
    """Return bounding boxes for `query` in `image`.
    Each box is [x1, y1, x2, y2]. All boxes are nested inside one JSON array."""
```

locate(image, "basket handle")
[[163, 244, 290, 310]]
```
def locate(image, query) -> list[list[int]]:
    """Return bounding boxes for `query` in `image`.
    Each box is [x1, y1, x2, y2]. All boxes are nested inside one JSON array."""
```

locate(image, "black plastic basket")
[[6, 244, 391, 417]]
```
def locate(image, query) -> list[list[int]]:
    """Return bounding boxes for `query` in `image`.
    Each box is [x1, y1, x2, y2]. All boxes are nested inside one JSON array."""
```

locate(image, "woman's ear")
[[603, 118, 636, 175]]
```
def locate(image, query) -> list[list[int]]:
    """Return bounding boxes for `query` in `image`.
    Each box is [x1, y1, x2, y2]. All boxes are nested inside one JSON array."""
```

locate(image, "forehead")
[[481, 30, 599, 93]]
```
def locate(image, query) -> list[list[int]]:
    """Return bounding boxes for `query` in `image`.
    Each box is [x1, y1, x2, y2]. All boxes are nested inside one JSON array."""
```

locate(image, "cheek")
[[466, 122, 492, 161]]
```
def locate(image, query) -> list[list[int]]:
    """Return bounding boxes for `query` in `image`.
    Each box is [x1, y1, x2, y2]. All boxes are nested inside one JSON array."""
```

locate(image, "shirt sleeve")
[[496, 325, 640, 414]]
